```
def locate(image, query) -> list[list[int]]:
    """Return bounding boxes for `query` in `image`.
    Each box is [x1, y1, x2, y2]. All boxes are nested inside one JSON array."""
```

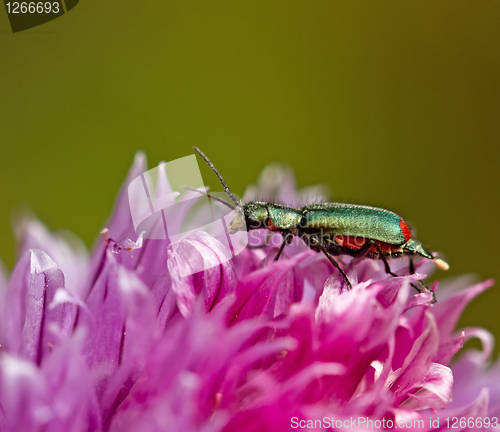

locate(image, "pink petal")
[[79, 252, 127, 398], [86, 152, 148, 298], [15, 218, 88, 298], [232, 248, 265, 280], [434, 331, 465, 365], [432, 279, 494, 342], [221, 402, 303, 432], [390, 311, 440, 407], [227, 250, 313, 325], [0, 333, 101, 432], [167, 231, 237, 317], [0, 355, 48, 432], [461, 327, 495, 363], [108, 312, 277, 432], [400, 362, 453, 410], [448, 329, 500, 412], [100, 265, 158, 423], [3, 249, 77, 364], [1, 252, 30, 353], [40, 331, 102, 432], [102, 151, 148, 244], [151, 272, 177, 332]]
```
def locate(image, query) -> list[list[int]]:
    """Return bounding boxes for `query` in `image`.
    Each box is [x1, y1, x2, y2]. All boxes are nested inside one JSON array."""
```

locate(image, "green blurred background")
[[1, 2, 499, 350]]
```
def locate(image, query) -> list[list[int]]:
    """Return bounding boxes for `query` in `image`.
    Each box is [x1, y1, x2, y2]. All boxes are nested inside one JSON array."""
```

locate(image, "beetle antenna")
[[182, 186, 237, 211], [193, 147, 240, 207]]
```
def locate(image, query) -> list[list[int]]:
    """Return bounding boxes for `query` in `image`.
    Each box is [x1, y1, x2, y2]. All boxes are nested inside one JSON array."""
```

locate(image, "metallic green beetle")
[[194, 148, 448, 300]]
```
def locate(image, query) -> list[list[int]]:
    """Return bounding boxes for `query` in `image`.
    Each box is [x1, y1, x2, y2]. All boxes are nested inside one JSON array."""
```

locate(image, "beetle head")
[[228, 202, 268, 234], [405, 238, 449, 271]]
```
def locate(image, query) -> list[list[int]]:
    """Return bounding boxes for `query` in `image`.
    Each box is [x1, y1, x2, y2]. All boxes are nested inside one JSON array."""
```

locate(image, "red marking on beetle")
[[400, 219, 412, 243], [268, 219, 278, 231], [335, 235, 365, 249], [334, 235, 402, 254], [372, 240, 398, 254]]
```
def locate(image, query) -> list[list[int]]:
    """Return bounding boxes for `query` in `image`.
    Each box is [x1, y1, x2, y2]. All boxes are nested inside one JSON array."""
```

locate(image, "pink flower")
[[0, 153, 497, 432]]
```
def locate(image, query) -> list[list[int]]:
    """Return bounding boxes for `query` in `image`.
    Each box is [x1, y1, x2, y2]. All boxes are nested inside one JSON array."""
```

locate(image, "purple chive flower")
[[0, 153, 497, 432]]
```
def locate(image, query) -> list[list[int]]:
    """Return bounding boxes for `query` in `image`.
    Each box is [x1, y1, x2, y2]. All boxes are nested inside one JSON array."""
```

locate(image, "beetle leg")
[[307, 235, 352, 289], [350, 240, 373, 260], [273, 233, 293, 261], [248, 231, 272, 249], [375, 245, 437, 303], [409, 257, 415, 275], [409, 280, 437, 303], [371, 242, 399, 278], [407, 258, 436, 303], [408, 261, 438, 303]]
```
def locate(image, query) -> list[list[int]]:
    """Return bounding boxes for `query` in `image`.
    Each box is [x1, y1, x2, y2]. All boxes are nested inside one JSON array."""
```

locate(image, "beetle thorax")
[[243, 202, 302, 231], [267, 204, 302, 230]]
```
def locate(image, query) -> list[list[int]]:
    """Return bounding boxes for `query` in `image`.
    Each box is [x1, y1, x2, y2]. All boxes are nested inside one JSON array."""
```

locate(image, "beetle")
[[193, 147, 449, 300]]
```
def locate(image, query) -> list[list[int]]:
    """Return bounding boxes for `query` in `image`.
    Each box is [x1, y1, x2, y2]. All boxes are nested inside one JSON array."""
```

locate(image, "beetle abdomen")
[[331, 235, 405, 254], [300, 203, 411, 245]]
